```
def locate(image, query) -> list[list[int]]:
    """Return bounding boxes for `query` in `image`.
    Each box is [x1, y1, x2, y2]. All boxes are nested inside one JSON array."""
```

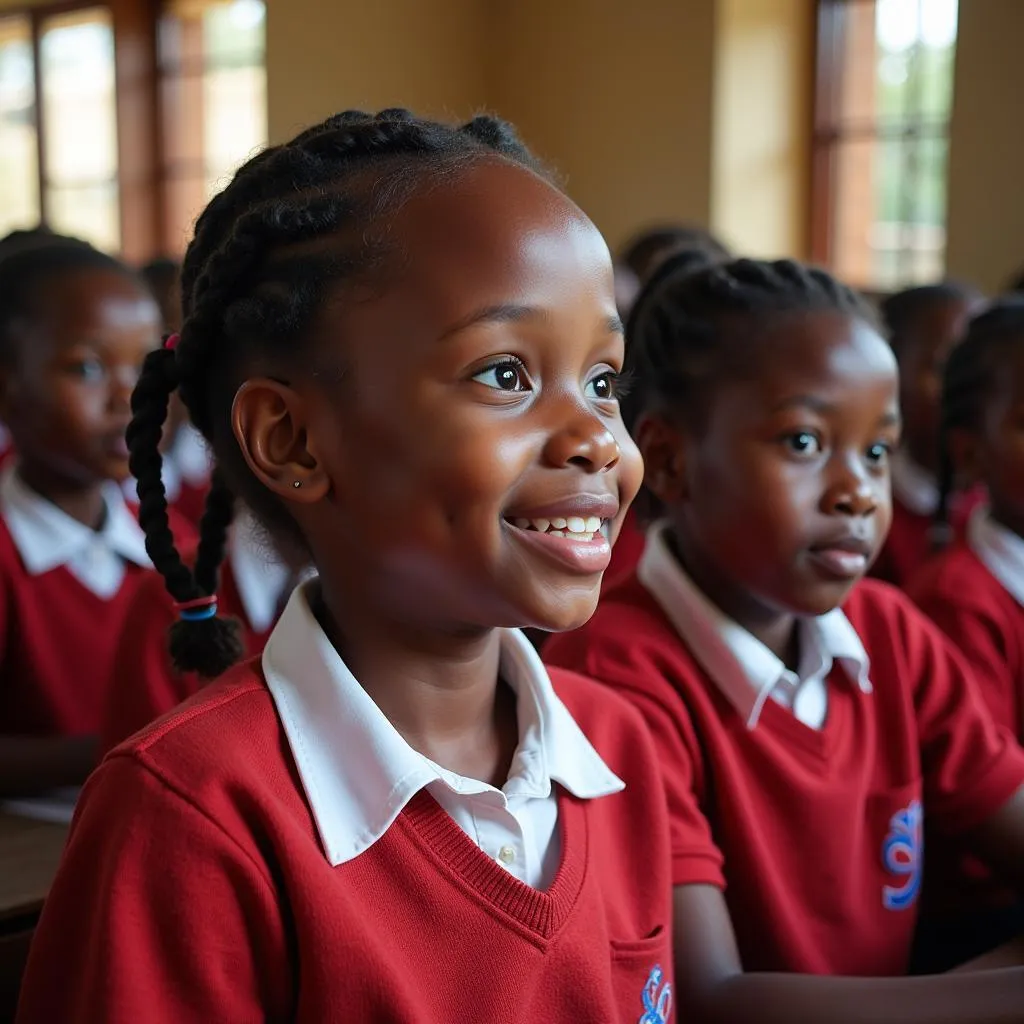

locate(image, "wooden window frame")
[[811, 0, 956, 293]]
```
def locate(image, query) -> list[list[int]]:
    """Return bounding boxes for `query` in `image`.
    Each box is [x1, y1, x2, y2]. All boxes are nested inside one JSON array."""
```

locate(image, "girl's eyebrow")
[[439, 304, 623, 341], [769, 395, 902, 429]]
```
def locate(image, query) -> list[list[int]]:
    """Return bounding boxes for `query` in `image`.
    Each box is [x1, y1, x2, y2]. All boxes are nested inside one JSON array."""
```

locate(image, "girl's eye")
[[867, 441, 891, 464], [67, 358, 106, 383], [783, 431, 822, 456], [471, 359, 530, 392], [584, 371, 619, 401]]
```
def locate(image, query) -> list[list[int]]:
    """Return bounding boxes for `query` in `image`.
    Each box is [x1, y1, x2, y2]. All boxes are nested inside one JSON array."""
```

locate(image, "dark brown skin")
[[0, 267, 160, 796], [897, 297, 976, 474], [639, 312, 1024, 1020], [230, 158, 642, 785]]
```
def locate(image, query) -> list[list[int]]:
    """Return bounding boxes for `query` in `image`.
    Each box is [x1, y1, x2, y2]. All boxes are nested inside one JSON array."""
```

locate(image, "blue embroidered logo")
[[881, 798, 923, 911], [638, 963, 672, 1024]]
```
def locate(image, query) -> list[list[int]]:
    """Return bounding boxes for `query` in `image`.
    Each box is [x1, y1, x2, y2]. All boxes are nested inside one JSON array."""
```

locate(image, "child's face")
[[646, 312, 899, 625], [250, 159, 642, 633], [959, 344, 1024, 537], [3, 268, 161, 486], [898, 298, 974, 472]]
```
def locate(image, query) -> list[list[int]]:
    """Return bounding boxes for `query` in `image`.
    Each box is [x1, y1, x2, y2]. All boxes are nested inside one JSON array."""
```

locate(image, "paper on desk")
[[0, 785, 80, 824]]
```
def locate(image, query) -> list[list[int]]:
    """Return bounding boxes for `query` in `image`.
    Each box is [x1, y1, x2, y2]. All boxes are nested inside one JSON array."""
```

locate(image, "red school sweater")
[[99, 562, 277, 755], [908, 543, 1024, 915], [17, 663, 675, 1024], [0, 512, 189, 737], [544, 576, 1024, 976]]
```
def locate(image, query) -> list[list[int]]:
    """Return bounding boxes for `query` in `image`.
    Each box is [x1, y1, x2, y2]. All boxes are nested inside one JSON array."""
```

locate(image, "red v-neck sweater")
[[545, 576, 1024, 976], [17, 662, 675, 1023]]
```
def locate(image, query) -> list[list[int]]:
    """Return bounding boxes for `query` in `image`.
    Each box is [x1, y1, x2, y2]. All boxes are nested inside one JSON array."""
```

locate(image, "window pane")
[[0, 15, 40, 236], [39, 8, 119, 249], [160, 0, 266, 254], [46, 182, 120, 255]]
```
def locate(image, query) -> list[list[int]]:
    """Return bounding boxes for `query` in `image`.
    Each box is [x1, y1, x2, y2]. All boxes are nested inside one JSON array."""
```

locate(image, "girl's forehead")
[[337, 160, 615, 337]]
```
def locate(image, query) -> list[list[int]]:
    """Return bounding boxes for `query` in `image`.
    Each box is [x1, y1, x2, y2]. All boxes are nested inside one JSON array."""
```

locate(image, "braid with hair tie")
[[624, 256, 879, 520], [127, 109, 545, 678]]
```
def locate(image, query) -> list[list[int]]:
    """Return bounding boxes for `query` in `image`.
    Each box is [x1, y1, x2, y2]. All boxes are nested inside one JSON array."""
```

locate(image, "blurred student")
[[0, 240, 179, 796], [909, 298, 1024, 971], [872, 283, 984, 586]]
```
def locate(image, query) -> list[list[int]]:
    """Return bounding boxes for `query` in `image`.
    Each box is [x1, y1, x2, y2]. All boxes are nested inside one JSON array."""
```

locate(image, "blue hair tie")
[[175, 596, 218, 622]]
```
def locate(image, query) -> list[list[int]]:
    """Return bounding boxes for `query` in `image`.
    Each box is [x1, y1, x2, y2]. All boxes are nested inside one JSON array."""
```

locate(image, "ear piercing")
[[292, 481, 301, 489]]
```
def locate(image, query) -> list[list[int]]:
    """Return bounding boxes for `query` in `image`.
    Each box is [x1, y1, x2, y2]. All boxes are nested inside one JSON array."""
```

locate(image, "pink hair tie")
[[164, 332, 181, 351]]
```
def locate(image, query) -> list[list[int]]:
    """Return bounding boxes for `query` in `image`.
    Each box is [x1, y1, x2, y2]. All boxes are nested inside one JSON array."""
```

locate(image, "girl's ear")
[[633, 411, 689, 505], [231, 378, 330, 504]]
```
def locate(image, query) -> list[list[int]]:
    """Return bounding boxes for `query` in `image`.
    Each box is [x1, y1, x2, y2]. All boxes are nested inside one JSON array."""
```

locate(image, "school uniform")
[[544, 522, 1024, 977], [871, 451, 982, 587], [604, 507, 646, 590], [17, 581, 675, 1024], [0, 466, 158, 736], [100, 512, 293, 754], [907, 507, 1024, 968]]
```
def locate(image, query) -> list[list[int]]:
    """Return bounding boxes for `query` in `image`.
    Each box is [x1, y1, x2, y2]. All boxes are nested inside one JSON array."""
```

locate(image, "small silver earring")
[[292, 480, 301, 489]]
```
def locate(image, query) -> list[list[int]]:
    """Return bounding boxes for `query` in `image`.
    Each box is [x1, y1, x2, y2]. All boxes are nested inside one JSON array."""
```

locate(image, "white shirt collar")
[[969, 506, 1024, 608], [890, 450, 940, 517], [262, 581, 624, 866], [0, 465, 151, 598], [228, 511, 291, 634], [637, 521, 872, 729]]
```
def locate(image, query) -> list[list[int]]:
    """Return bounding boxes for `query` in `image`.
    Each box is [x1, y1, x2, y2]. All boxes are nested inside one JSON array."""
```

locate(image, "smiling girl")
[[16, 111, 675, 1024]]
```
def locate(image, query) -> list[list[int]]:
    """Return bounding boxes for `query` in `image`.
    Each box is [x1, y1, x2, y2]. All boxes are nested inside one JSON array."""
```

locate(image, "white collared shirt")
[[0, 465, 150, 599], [969, 506, 1024, 608], [890, 450, 940, 517], [262, 581, 624, 889], [638, 522, 872, 729], [228, 511, 291, 634]]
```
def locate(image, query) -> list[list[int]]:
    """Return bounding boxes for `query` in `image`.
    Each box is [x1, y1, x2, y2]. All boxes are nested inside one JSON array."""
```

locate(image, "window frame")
[[810, 0, 957, 291]]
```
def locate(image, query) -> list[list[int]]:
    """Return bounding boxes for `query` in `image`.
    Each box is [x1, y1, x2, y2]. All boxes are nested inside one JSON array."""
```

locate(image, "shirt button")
[[497, 845, 516, 865]]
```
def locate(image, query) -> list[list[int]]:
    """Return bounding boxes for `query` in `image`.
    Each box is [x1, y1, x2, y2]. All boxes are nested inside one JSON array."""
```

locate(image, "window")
[[812, 0, 959, 291], [0, 0, 266, 260]]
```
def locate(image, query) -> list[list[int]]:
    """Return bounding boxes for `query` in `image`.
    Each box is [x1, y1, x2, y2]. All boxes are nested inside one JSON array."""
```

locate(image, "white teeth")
[[514, 518, 530, 530], [531, 517, 550, 533], [566, 516, 586, 533], [509, 514, 606, 539], [584, 516, 601, 533], [550, 517, 568, 530], [549, 529, 565, 537], [578, 532, 594, 541]]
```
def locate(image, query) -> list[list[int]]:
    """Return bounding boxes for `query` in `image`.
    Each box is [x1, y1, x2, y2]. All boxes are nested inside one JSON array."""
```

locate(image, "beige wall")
[[946, 0, 1024, 293], [489, 0, 717, 252], [710, 0, 813, 260], [266, 0, 487, 143]]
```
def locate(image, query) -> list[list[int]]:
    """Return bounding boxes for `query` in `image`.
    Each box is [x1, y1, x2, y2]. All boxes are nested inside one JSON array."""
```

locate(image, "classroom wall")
[[488, 0, 717, 253], [946, 0, 1024, 293], [710, 0, 814, 260], [265, 0, 487, 142]]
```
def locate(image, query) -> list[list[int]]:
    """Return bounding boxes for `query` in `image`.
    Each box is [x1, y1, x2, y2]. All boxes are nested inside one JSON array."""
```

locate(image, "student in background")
[[100, 507, 297, 753], [872, 283, 984, 586], [619, 224, 731, 285], [546, 257, 1024, 1021], [0, 240, 171, 796], [17, 109, 673, 1023], [908, 298, 1024, 971]]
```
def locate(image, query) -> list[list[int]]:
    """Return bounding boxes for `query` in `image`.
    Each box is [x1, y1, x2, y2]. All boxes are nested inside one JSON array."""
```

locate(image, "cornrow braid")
[[934, 297, 1024, 545], [624, 256, 878, 519], [127, 108, 543, 678]]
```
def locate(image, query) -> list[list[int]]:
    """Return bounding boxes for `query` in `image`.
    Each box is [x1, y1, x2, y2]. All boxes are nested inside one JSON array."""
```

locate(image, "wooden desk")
[[0, 812, 68, 926]]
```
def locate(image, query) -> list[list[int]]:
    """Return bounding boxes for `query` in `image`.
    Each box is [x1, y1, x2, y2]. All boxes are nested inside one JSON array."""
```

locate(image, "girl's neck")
[[666, 526, 800, 668], [16, 462, 107, 530], [313, 580, 519, 787]]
